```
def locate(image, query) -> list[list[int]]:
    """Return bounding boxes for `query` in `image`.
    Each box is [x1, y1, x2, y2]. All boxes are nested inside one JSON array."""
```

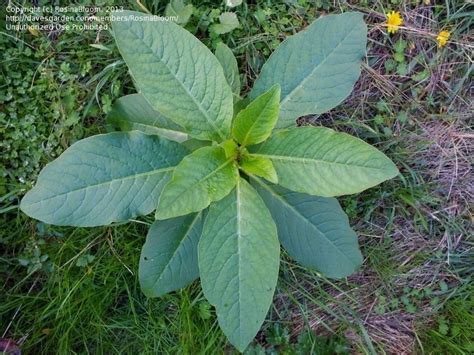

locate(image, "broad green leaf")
[[112, 10, 233, 142], [107, 94, 188, 142], [250, 12, 367, 128], [21, 132, 188, 227], [255, 127, 398, 197], [181, 138, 212, 151], [199, 178, 279, 351], [233, 97, 250, 117], [140, 212, 204, 297], [232, 85, 280, 146], [156, 146, 239, 219], [251, 177, 362, 278], [165, 0, 194, 25], [240, 154, 278, 184], [215, 43, 240, 96], [211, 12, 240, 35]]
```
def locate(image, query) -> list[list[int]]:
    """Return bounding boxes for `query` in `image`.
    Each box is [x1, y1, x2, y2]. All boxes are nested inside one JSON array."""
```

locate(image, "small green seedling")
[[21, 11, 398, 351]]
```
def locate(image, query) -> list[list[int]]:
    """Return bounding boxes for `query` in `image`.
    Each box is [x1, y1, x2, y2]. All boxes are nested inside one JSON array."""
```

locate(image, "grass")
[[1, 0, 472, 353], [1, 216, 227, 353], [419, 284, 474, 354]]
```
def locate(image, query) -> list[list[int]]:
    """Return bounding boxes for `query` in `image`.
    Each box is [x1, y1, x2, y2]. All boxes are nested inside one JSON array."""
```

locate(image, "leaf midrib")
[[23, 167, 173, 207], [113, 21, 227, 141], [151, 212, 202, 290], [235, 179, 244, 341], [238, 91, 277, 146], [252, 153, 387, 171], [251, 176, 359, 264], [198, 158, 234, 186], [116, 119, 188, 141], [160, 156, 235, 209], [279, 25, 359, 107]]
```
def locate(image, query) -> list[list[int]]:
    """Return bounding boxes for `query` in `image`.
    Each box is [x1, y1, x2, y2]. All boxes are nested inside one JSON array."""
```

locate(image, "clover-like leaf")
[[225, 0, 243, 8], [165, 0, 194, 25], [211, 12, 240, 35]]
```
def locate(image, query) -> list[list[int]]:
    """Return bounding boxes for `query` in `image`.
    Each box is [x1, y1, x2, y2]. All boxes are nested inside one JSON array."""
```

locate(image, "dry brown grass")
[[408, 119, 473, 218], [285, 115, 473, 351], [276, 4, 473, 354], [277, 219, 454, 354]]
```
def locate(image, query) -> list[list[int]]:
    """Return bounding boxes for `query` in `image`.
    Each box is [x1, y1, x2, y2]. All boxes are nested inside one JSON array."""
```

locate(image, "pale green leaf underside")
[[256, 127, 399, 197], [107, 94, 188, 142], [156, 145, 239, 220], [251, 177, 362, 278], [232, 84, 280, 147], [165, 0, 194, 25], [225, 0, 242, 7], [139, 212, 204, 297], [20, 132, 188, 227], [112, 10, 233, 141], [212, 12, 240, 35], [215, 43, 240, 96], [226, 0, 243, 7], [250, 12, 367, 128], [199, 178, 279, 351]]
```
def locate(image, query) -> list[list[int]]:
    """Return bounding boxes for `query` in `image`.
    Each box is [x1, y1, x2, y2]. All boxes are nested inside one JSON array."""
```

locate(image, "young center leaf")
[[232, 84, 280, 147], [254, 127, 399, 197], [107, 94, 188, 142], [139, 212, 204, 297], [251, 177, 362, 278], [156, 146, 239, 220], [239, 154, 278, 184], [215, 43, 241, 97], [111, 10, 233, 142], [20, 132, 188, 227], [198, 178, 280, 351], [250, 12, 367, 128]]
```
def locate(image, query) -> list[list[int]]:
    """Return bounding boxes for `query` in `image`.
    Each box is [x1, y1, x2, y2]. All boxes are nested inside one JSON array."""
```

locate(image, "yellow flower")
[[437, 31, 450, 47], [386, 11, 403, 34]]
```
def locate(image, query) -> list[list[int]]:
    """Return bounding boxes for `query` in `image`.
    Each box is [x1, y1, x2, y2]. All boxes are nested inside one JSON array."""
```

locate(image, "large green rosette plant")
[[20, 11, 398, 351]]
